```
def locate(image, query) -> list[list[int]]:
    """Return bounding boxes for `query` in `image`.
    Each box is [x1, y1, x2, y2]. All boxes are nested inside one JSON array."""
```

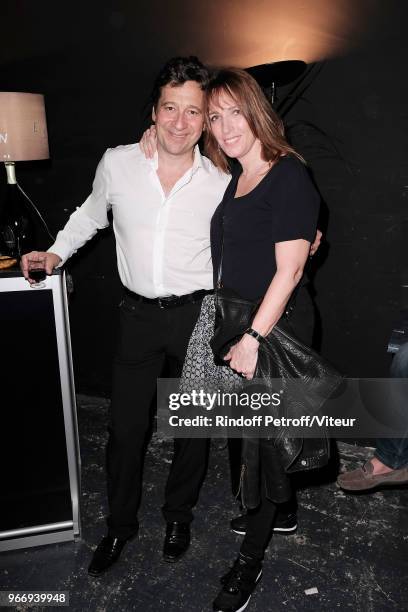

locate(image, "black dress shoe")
[[88, 535, 129, 576], [163, 522, 190, 563]]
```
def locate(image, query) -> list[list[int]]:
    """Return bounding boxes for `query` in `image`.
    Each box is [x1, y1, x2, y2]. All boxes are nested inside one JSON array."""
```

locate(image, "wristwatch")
[[244, 328, 264, 342]]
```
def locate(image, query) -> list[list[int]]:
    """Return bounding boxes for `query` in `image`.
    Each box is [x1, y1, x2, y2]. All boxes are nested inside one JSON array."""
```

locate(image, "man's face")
[[152, 80, 205, 158]]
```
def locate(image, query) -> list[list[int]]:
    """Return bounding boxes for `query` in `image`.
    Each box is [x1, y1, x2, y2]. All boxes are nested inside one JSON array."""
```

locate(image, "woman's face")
[[208, 91, 259, 162]]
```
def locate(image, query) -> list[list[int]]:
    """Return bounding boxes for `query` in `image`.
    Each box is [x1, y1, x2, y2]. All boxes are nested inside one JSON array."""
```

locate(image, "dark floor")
[[1, 395, 408, 612]]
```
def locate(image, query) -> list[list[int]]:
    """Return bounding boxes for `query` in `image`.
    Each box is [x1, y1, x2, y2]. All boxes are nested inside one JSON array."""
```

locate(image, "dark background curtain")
[[1, 0, 406, 395]]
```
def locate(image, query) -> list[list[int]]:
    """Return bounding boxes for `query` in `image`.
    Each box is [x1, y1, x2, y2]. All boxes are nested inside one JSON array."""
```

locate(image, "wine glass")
[[28, 259, 47, 289]]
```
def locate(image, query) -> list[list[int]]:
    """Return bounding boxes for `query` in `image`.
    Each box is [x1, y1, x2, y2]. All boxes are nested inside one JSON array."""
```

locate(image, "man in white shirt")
[[21, 56, 230, 575]]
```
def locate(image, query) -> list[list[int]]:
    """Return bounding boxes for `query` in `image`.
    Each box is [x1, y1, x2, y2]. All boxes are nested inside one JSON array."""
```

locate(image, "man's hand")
[[139, 125, 157, 159], [310, 229, 322, 257], [21, 251, 62, 283]]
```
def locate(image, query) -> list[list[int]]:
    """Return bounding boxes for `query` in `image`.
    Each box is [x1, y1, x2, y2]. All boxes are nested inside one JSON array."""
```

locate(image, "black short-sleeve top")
[[210, 156, 320, 301]]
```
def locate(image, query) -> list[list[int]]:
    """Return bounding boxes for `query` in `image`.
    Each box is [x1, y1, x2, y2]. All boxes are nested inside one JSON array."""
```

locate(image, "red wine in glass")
[[29, 268, 46, 283]]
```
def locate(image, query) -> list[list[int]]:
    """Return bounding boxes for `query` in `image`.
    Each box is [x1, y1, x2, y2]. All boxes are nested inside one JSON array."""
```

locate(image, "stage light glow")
[[176, 0, 379, 67]]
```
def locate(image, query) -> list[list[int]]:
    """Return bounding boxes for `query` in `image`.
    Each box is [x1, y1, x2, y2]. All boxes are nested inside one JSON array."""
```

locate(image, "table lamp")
[[0, 92, 50, 259]]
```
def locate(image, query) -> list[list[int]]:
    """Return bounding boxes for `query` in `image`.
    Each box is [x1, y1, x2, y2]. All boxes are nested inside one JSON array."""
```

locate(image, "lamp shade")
[[0, 92, 49, 162]]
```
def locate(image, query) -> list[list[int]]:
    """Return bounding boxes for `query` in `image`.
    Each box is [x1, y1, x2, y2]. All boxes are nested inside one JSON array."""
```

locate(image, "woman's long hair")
[[204, 68, 303, 173]]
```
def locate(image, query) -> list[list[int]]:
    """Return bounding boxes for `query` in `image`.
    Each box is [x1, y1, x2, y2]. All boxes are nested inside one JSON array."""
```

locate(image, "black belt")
[[123, 287, 213, 309]]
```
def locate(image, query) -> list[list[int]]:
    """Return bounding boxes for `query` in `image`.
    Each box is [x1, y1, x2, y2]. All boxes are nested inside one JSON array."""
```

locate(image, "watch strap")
[[244, 327, 264, 342]]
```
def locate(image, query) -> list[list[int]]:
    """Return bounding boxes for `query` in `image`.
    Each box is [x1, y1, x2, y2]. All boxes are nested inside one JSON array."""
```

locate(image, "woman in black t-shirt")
[[180, 68, 321, 612]]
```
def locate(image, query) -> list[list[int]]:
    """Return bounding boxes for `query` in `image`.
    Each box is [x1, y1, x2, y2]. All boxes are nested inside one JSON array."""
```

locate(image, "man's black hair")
[[150, 56, 209, 109]]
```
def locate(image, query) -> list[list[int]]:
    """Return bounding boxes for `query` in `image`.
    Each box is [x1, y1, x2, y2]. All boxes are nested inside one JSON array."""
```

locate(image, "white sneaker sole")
[[273, 524, 297, 533], [232, 525, 297, 535]]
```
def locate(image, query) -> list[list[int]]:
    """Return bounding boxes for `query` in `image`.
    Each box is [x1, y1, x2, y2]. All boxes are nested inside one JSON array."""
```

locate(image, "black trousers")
[[240, 482, 278, 561], [106, 292, 209, 540]]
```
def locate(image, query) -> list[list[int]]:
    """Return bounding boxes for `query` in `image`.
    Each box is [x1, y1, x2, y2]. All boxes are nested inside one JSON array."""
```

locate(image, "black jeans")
[[240, 481, 278, 561], [106, 292, 209, 539]]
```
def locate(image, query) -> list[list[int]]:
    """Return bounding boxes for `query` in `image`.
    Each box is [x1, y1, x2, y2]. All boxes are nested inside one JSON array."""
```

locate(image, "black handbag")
[[210, 286, 259, 360]]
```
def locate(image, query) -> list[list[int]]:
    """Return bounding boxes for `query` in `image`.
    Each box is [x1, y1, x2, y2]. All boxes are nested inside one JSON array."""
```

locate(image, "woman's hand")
[[223, 333, 259, 380], [139, 125, 157, 158]]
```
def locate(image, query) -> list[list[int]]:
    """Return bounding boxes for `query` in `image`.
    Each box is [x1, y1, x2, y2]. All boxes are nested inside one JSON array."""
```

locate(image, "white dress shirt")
[[50, 143, 230, 298]]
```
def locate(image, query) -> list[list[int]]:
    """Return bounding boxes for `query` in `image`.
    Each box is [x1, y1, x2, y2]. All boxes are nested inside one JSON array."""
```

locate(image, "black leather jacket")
[[239, 434, 330, 509], [237, 322, 338, 508]]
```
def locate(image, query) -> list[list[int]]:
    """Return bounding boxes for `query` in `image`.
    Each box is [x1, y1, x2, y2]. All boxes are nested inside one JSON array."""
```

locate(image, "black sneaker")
[[273, 511, 297, 534], [230, 512, 297, 536], [213, 554, 262, 612]]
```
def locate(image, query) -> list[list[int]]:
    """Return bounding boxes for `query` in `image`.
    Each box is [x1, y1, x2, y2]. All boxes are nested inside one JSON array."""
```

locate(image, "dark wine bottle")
[[0, 162, 36, 257]]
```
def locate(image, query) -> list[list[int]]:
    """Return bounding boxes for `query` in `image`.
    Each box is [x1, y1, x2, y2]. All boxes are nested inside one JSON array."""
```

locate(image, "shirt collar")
[[150, 144, 205, 174], [150, 150, 159, 171], [192, 145, 205, 172]]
